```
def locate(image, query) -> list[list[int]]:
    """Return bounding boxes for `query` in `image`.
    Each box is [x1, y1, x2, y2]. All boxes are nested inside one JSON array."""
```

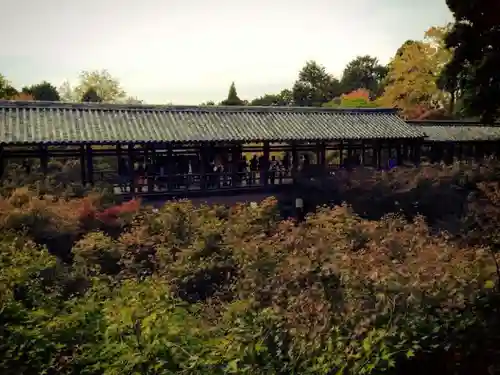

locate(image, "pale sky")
[[0, 0, 453, 104]]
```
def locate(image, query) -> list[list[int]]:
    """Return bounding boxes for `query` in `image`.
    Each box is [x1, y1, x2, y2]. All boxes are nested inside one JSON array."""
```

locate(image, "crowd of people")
[[117, 152, 304, 192]]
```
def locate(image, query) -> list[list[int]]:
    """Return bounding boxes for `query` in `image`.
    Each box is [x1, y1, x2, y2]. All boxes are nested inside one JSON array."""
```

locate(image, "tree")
[[377, 27, 452, 118], [292, 61, 342, 107], [440, 0, 500, 123], [323, 88, 379, 108], [81, 88, 102, 103], [59, 70, 126, 103], [22, 81, 60, 101], [10, 92, 34, 101], [123, 96, 143, 105], [340, 56, 388, 98], [0, 74, 18, 99], [250, 89, 293, 106], [220, 82, 245, 106]]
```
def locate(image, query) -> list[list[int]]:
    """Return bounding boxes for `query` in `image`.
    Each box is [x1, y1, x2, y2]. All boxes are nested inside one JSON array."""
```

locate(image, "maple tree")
[[377, 25, 453, 118], [323, 88, 378, 108], [9, 92, 34, 101]]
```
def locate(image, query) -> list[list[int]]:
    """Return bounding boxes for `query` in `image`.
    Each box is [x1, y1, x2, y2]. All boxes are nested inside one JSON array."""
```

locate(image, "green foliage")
[[292, 60, 343, 106], [3, 162, 500, 373], [250, 90, 293, 106], [442, 0, 500, 123], [340, 55, 388, 97], [0, 74, 18, 99], [81, 87, 102, 103], [22, 81, 61, 101], [220, 82, 245, 106], [59, 70, 127, 103]]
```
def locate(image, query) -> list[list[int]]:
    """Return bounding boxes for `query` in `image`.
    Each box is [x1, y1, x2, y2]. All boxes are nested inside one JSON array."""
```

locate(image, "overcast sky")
[[0, 0, 453, 104]]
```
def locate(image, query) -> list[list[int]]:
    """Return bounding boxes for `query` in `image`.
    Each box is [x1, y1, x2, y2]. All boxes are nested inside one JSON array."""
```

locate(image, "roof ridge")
[[0, 100, 397, 114]]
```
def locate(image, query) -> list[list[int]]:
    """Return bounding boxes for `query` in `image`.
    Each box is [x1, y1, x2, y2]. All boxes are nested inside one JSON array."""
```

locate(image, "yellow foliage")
[[378, 24, 453, 117]]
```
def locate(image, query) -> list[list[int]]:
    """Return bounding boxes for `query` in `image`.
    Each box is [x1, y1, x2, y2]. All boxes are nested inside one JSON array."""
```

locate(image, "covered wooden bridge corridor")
[[1, 101, 499, 198]]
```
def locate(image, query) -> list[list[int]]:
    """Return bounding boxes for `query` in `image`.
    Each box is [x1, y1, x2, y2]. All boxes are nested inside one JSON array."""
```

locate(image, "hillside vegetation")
[[2, 161, 500, 374]]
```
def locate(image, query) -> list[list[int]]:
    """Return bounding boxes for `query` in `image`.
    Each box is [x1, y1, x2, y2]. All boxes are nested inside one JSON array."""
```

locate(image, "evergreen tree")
[[221, 82, 245, 106], [441, 0, 500, 123], [81, 87, 102, 103]]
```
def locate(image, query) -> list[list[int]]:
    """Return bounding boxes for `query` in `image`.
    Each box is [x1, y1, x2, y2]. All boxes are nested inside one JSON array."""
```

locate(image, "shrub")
[[2, 161, 500, 374]]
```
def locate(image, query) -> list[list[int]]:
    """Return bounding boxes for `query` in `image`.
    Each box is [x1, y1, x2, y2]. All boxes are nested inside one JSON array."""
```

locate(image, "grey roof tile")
[[0, 101, 424, 144], [410, 121, 500, 142]]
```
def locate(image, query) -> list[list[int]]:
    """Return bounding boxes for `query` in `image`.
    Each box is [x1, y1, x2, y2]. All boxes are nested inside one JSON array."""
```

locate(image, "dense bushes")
[[3, 161, 500, 374]]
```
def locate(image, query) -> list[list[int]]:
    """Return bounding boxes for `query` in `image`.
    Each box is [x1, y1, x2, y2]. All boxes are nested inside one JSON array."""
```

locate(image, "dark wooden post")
[[231, 143, 240, 188], [127, 144, 135, 193], [144, 144, 152, 193], [339, 141, 344, 167], [263, 141, 270, 186], [0, 145, 4, 179], [292, 143, 298, 179], [39, 145, 49, 175], [79, 145, 86, 184], [414, 140, 421, 165], [360, 141, 365, 166], [166, 143, 173, 191], [318, 141, 326, 176], [85, 145, 94, 185], [199, 144, 207, 191], [396, 142, 403, 166], [375, 141, 382, 169]]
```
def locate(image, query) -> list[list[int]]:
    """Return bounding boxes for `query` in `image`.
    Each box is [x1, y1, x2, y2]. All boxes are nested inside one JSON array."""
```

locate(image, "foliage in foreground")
[[3, 163, 500, 374]]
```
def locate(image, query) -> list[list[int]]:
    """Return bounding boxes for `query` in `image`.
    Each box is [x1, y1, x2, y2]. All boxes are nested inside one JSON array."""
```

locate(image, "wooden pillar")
[[85, 145, 94, 185], [347, 141, 353, 159], [127, 144, 135, 193], [361, 141, 366, 166], [396, 142, 403, 166], [0, 145, 4, 179], [292, 143, 298, 177], [79, 145, 86, 184], [199, 144, 207, 191], [411, 141, 421, 165], [166, 143, 173, 191], [263, 141, 270, 186], [144, 145, 153, 193], [339, 141, 344, 166], [376, 141, 382, 169], [231, 144, 240, 188], [318, 142, 326, 165], [39, 145, 48, 175]]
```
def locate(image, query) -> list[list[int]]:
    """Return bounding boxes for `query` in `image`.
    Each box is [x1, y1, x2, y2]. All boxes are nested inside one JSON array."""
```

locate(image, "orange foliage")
[[341, 88, 371, 100], [78, 198, 141, 226], [10, 92, 34, 101]]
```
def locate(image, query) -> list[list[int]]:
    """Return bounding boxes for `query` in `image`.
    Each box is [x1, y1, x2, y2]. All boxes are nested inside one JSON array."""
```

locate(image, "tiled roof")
[[409, 120, 500, 142], [0, 101, 424, 145]]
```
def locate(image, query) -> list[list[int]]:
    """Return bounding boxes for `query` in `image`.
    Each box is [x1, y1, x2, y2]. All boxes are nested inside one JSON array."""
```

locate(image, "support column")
[[414, 141, 421, 166], [85, 145, 94, 185], [231, 144, 240, 188], [166, 144, 173, 191], [339, 141, 344, 167], [144, 145, 152, 193], [38, 145, 48, 175], [0, 145, 4, 179], [376, 141, 382, 169], [79, 144, 86, 184], [263, 141, 270, 186], [396, 142, 403, 166], [199, 144, 207, 191], [127, 144, 135, 193], [291, 143, 298, 179]]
